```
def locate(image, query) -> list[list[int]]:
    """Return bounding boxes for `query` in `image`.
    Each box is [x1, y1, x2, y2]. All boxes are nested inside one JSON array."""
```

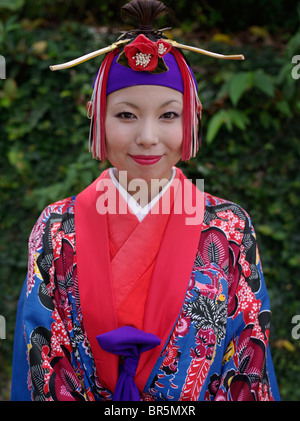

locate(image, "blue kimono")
[[11, 168, 280, 401]]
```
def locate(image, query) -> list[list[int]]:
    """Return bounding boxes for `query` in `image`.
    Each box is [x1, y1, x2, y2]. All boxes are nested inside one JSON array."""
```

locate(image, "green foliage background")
[[0, 0, 300, 401]]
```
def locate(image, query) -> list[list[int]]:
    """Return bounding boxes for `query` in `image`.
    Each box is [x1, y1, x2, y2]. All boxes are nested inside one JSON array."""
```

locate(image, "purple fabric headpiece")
[[106, 52, 185, 94]]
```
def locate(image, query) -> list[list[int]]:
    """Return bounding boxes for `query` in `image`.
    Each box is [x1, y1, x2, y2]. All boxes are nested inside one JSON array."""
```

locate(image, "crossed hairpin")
[[50, 36, 244, 72]]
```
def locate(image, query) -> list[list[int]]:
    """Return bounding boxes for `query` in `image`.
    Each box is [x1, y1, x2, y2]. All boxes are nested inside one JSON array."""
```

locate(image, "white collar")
[[108, 167, 176, 222]]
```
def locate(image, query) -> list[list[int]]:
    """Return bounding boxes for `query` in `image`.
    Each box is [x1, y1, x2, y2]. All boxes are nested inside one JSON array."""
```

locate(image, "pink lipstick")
[[130, 155, 162, 165]]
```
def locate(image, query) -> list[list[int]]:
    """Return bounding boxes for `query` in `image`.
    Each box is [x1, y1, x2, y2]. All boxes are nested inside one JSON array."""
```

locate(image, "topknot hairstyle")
[[121, 0, 170, 34]]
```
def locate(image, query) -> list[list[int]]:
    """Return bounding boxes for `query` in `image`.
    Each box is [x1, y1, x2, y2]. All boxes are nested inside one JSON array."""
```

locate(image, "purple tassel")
[[96, 326, 161, 401]]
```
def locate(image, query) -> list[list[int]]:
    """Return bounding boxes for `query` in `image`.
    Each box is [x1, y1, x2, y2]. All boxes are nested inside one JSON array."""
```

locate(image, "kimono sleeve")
[[11, 209, 52, 400], [215, 213, 280, 401], [11, 277, 31, 400], [11, 203, 89, 401]]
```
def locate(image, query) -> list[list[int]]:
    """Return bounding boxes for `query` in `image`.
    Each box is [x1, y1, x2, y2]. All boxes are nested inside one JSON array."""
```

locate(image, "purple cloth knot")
[[96, 326, 161, 401], [122, 354, 138, 378]]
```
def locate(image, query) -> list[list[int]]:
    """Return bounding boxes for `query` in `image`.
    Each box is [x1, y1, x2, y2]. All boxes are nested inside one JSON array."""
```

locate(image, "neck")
[[115, 169, 173, 207]]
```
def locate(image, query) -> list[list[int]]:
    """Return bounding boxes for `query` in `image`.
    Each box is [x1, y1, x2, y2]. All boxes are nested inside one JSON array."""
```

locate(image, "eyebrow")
[[116, 101, 139, 109], [114, 99, 182, 109], [160, 99, 182, 108]]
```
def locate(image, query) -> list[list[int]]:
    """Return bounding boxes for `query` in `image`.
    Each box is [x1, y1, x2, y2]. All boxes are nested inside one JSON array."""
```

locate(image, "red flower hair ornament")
[[117, 34, 172, 73]]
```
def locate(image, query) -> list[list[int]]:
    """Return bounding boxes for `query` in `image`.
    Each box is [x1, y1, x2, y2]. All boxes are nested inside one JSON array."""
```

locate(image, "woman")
[[11, 0, 280, 401]]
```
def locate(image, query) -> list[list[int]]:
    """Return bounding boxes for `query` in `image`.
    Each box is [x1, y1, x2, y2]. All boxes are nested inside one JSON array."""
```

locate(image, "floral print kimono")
[[11, 167, 280, 401]]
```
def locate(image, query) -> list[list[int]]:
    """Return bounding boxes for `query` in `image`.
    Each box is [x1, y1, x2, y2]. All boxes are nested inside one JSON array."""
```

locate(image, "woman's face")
[[105, 85, 183, 187]]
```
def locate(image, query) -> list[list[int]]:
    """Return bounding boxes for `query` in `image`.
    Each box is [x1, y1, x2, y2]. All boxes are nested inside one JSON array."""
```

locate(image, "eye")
[[116, 112, 136, 120], [160, 111, 180, 119]]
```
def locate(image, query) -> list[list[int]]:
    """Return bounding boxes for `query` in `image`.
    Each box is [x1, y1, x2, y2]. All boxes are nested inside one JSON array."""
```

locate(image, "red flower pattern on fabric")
[[124, 34, 171, 72]]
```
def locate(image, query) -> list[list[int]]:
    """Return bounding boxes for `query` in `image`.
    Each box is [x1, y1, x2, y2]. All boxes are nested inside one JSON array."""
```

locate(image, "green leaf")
[[275, 100, 291, 116], [3, 78, 18, 101], [0, 0, 24, 11], [206, 108, 250, 143], [257, 225, 274, 236], [229, 72, 253, 106], [259, 110, 272, 129], [116, 51, 131, 68], [227, 109, 250, 130], [150, 57, 168, 74], [253, 69, 275, 97], [206, 110, 227, 143]]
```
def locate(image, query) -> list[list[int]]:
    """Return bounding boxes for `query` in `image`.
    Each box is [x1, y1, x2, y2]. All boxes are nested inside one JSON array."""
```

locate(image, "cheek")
[[105, 119, 123, 153], [163, 123, 183, 152], [105, 122, 119, 162], [172, 124, 184, 161], [106, 119, 133, 148]]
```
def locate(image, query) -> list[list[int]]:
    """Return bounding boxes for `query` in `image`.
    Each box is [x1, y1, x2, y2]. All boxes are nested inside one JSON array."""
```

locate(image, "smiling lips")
[[130, 155, 162, 165]]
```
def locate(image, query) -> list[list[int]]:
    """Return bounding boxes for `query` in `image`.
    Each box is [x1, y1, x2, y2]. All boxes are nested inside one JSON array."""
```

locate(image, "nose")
[[135, 118, 159, 148]]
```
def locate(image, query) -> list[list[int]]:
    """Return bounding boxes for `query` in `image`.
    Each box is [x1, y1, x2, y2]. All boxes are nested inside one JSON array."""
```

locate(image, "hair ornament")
[[50, 36, 244, 72], [117, 34, 172, 73], [50, 0, 244, 72], [49, 39, 130, 71]]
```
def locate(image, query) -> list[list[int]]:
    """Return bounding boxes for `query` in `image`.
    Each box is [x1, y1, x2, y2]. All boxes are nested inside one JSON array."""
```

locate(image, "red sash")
[[75, 168, 204, 394], [107, 179, 173, 330]]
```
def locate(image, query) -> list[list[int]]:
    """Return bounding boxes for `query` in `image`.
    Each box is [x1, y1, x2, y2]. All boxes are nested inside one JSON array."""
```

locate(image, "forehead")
[[106, 85, 183, 107]]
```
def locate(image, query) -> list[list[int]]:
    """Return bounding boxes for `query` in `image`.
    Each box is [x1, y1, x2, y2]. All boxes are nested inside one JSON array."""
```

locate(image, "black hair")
[[120, 0, 171, 41]]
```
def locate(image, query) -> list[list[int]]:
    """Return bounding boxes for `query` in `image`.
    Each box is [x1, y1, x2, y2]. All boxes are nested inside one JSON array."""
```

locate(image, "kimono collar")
[[108, 167, 176, 222]]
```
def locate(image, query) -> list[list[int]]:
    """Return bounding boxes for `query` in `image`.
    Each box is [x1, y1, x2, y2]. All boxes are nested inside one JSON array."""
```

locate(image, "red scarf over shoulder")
[[75, 168, 204, 394]]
